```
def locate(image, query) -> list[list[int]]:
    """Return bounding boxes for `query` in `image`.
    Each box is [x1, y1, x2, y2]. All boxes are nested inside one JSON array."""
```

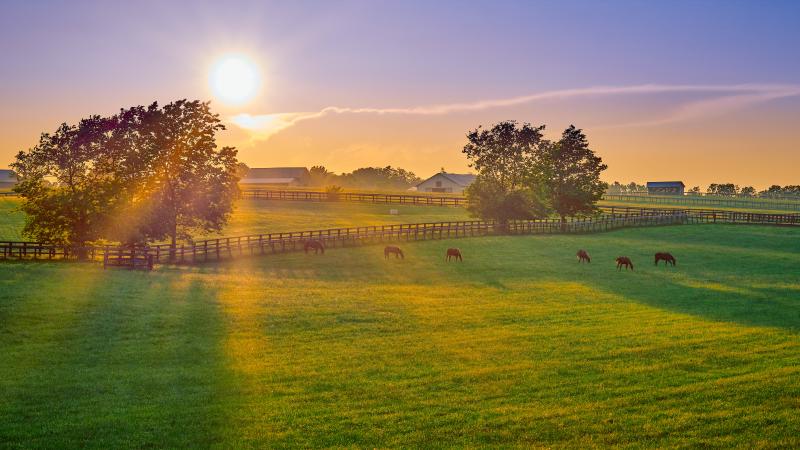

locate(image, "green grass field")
[[0, 198, 471, 242], [600, 195, 800, 213], [2, 223, 799, 447]]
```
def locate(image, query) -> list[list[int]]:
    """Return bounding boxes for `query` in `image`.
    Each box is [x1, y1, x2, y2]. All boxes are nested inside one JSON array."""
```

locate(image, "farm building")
[[0, 169, 17, 188], [647, 181, 685, 195], [416, 172, 477, 194], [240, 167, 310, 186]]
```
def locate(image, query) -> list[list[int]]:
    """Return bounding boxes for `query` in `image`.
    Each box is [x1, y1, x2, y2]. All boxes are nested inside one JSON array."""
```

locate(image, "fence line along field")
[[4, 207, 799, 265], [1, 224, 799, 447]]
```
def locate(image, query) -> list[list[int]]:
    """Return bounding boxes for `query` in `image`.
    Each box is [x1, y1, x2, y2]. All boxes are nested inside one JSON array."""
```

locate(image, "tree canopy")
[[462, 120, 606, 224], [12, 100, 240, 256]]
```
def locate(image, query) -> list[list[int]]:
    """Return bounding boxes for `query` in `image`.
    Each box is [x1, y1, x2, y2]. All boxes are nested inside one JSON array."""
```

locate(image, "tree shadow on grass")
[[0, 270, 236, 448], [164, 225, 800, 333]]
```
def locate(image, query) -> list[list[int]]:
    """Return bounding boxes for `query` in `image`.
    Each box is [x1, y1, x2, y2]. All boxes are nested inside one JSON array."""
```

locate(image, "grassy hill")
[[1, 224, 798, 447]]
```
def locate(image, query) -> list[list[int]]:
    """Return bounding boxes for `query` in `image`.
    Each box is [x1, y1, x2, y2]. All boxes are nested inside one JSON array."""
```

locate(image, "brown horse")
[[384, 246, 404, 259], [576, 249, 591, 263], [655, 252, 676, 266], [616, 256, 634, 271], [304, 240, 325, 255], [446, 248, 463, 262]]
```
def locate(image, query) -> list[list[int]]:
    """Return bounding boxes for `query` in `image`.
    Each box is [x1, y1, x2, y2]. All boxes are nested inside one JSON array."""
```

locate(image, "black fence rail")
[[103, 247, 155, 270], [242, 190, 800, 212], [2, 208, 798, 265], [240, 189, 468, 206], [602, 193, 800, 211]]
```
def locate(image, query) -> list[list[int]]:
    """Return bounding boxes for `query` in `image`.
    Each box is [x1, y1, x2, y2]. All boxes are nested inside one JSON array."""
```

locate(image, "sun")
[[209, 54, 261, 104]]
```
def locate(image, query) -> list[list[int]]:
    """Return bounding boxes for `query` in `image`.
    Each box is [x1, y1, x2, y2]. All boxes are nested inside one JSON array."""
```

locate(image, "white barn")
[[416, 172, 476, 194]]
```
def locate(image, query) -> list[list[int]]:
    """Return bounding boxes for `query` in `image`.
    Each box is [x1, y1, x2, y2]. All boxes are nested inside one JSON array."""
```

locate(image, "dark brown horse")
[[304, 240, 325, 255], [655, 252, 676, 266], [384, 246, 404, 259], [616, 256, 633, 271], [576, 249, 591, 263], [446, 248, 463, 262]]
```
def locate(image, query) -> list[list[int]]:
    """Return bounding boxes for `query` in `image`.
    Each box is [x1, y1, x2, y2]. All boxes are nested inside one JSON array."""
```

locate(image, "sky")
[[1, 0, 799, 188]]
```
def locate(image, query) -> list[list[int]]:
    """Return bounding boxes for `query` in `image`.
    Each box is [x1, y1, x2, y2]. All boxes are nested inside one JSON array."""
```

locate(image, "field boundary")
[[240, 189, 467, 206], [2, 207, 799, 265], [241, 189, 800, 212], [603, 193, 800, 211], [9, 188, 800, 212]]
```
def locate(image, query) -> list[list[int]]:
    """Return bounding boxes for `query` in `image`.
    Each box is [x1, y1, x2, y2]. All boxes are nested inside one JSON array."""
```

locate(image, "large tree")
[[463, 121, 607, 225], [532, 125, 607, 222], [12, 100, 240, 258], [463, 120, 544, 191], [12, 116, 122, 256], [462, 121, 548, 224], [134, 100, 239, 254]]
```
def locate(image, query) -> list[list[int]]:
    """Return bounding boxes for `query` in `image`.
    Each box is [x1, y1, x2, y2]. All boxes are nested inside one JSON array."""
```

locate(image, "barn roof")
[[242, 167, 309, 180], [647, 181, 685, 188], [240, 177, 297, 184], [0, 169, 15, 180], [417, 172, 477, 187]]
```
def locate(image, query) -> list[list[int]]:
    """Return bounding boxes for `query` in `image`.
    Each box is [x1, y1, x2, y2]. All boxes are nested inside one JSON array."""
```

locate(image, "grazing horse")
[[446, 248, 463, 262], [576, 249, 591, 263], [304, 240, 325, 255], [655, 252, 676, 266], [384, 246, 404, 259], [615, 256, 634, 271]]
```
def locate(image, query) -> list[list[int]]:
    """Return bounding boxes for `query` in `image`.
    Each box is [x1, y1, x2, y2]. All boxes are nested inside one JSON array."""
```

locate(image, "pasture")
[[0, 197, 471, 242], [602, 194, 800, 213], [1, 224, 799, 447]]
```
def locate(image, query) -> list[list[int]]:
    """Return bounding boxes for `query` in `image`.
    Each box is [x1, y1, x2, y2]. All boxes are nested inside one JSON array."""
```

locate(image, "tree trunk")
[[169, 222, 177, 262], [497, 218, 509, 235], [75, 243, 89, 261]]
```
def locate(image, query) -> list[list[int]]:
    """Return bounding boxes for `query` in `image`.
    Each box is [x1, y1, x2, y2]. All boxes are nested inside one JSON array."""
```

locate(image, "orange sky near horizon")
[[2, 1, 799, 190]]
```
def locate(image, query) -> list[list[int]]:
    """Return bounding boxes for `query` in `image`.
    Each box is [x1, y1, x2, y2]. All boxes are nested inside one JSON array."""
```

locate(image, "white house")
[[416, 172, 476, 194]]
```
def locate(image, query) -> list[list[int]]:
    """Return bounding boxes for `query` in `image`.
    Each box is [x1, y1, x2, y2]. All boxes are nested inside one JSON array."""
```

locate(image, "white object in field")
[[389, 209, 399, 215]]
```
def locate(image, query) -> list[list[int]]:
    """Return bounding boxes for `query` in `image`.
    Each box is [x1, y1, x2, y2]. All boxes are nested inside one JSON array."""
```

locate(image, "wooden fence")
[[5, 207, 798, 266], [602, 193, 800, 211], [240, 189, 468, 206], [240, 189, 800, 212]]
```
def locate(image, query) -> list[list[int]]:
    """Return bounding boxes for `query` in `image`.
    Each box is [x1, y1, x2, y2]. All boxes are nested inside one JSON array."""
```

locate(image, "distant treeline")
[[608, 181, 800, 198], [237, 163, 422, 191], [309, 165, 421, 190]]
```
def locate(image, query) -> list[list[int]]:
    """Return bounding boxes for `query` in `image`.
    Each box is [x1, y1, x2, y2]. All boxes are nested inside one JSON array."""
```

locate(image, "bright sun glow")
[[209, 54, 261, 104]]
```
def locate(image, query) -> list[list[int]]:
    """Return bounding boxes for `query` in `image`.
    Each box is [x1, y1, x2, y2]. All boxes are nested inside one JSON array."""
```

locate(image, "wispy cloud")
[[230, 83, 800, 140]]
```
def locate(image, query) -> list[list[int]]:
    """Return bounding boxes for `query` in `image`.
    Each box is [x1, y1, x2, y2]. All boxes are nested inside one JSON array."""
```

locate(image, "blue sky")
[[2, 0, 799, 186]]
